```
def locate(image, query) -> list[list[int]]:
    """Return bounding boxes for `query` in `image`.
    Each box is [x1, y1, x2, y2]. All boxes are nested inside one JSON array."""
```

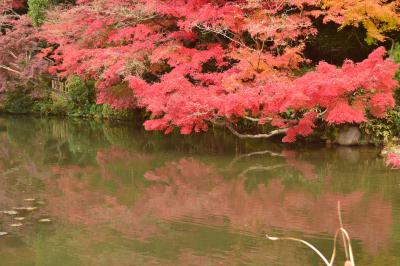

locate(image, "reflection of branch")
[[56, 140, 67, 164], [0, 167, 19, 177], [228, 149, 284, 169], [238, 164, 287, 177]]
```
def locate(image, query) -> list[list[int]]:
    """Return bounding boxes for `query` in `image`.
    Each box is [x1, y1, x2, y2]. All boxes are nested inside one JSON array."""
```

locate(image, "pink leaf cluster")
[[129, 47, 398, 142], [386, 153, 400, 169]]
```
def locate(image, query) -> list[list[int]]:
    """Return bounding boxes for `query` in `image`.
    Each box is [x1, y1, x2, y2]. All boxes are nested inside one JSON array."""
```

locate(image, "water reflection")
[[0, 116, 399, 265]]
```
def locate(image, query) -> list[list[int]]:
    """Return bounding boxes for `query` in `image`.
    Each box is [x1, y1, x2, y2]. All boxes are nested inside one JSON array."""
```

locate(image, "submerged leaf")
[[14, 206, 37, 211], [3, 210, 18, 215], [23, 198, 36, 202], [10, 223, 23, 227]]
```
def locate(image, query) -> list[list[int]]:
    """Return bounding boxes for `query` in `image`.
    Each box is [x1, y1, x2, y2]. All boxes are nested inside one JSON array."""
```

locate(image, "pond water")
[[0, 116, 399, 266]]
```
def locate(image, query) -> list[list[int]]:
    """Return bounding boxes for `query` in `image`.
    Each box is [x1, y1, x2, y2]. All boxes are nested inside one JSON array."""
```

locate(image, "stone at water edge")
[[336, 127, 361, 146]]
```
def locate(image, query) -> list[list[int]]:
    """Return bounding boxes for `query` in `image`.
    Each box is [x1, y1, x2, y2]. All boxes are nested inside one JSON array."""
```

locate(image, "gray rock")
[[336, 126, 361, 146]]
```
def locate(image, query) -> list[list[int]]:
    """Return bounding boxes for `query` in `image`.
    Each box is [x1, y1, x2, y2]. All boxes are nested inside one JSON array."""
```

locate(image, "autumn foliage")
[[321, 0, 400, 44], [1, 0, 400, 142], [0, 0, 48, 94]]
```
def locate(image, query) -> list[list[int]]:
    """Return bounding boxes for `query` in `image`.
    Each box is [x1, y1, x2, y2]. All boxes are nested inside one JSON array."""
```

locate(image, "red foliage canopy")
[[38, 0, 399, 142]]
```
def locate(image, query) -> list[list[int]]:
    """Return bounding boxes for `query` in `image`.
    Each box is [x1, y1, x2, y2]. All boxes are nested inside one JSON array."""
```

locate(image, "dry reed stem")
[[266, 201, 355, 266]]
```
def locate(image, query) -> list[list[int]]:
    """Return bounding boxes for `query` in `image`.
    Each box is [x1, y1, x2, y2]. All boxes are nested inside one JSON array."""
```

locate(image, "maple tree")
[[39, 0, 398, 142], [1, 0, 399, 143]]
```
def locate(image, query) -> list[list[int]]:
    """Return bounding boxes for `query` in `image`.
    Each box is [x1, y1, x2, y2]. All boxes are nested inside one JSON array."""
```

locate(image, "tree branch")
[[243, 116, 273, 123], [0, 64, 21, 75], [196, 25, 256, 52], [212, 120, 287, 139], [224, 122, 288, 139]]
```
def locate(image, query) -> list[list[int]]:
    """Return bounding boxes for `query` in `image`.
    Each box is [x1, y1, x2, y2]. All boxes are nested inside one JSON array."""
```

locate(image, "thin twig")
[[196, 25, 256, 52], [0, 64, 21, 75], [239, 164, 287, 177]]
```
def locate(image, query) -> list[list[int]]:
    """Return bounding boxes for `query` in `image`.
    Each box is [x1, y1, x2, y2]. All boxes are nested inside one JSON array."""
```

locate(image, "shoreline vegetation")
[[1, 0, 400, 167]]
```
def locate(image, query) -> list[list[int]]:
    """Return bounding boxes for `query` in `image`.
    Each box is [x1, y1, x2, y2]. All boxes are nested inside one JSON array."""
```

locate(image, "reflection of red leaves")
[[281, 149, 316, 179], [43, 150, 393, 256], [96, 147, 153, 165]]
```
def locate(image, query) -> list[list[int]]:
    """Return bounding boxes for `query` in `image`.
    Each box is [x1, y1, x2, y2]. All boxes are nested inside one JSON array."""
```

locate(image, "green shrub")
[[3, 88, 35, 114], [389, 43, 400, 87], [28, 0, 50, 27], [28, 0, 76, 27], [65, 75, 96, 115], [360, 109, 400, 145], [99, 104, 136, 120], [1, 74, 138, 121]]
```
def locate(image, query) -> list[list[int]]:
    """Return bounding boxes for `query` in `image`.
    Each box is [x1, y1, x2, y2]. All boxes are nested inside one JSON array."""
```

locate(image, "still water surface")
[[0, 116, 399, 266]]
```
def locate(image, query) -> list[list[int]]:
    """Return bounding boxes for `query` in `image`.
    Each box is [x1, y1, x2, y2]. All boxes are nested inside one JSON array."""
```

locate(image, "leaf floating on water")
[[0, 232, 8, 236], [38, 218, 52, 223], [13, 207, 27, 210], [13, 206, 37, 211], [23, 198, 36, 202], [36, 201, 45, 205], [3, 210, 18, 215], [14, 217, 25, 221], [10, 223, 23, 227]]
